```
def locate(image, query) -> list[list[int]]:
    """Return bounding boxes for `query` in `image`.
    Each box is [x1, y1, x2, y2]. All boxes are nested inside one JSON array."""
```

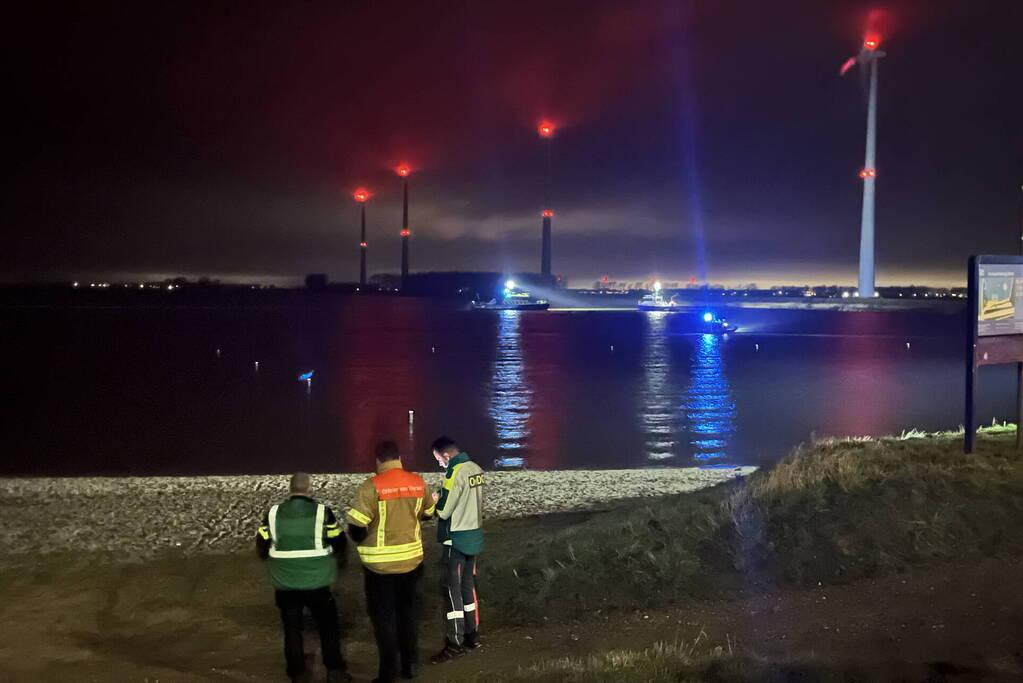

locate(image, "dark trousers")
[[275, 587, 346, 678], [440, 545, 479, 647], [363, 565, 422, 682]]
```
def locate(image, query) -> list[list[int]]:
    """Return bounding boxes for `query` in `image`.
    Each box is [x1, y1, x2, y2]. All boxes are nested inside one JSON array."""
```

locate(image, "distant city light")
[[842, 291, 850, 298], [505, 279, 516, 290], [703, 312, 714, 322], [72, 281, 79, 288], [653, 281, 662, 292]]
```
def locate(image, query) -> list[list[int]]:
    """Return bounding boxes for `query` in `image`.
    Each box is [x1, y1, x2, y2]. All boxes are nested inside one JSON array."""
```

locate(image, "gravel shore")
[[0, 467, 753, 556]]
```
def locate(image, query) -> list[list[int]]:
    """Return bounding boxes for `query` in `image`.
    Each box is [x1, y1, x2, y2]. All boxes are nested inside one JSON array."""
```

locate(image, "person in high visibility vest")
[[428, 436, 485, 664], [346, 441, 435, 683], [256, 472, 351, 683]]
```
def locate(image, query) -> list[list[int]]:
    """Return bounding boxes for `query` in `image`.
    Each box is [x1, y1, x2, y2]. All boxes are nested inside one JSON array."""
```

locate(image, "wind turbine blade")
[[839, 57, 856, 76]]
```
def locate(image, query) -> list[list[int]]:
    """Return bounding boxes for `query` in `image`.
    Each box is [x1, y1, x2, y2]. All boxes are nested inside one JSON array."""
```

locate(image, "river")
[[2, 298, 1013, 475]]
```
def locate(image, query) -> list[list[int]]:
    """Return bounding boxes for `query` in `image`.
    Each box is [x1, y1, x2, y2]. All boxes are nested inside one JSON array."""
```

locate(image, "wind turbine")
[[841, 34, 885, 298]]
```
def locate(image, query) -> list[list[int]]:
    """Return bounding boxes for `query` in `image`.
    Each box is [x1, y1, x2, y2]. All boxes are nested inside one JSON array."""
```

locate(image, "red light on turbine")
[[400, 229, 410, 237], [359, 241, 367, 248], [859, 168, 876, 178], [396, 166, 410, 177], [538, 121, 555, 138], [542, 209, 553, 217], [863, 36, 880, 50], [353, 189, 369, 202]]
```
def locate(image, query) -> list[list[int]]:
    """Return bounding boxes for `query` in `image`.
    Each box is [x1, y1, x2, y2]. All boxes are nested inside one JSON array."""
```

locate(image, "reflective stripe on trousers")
[[440, 545, 478, 647]]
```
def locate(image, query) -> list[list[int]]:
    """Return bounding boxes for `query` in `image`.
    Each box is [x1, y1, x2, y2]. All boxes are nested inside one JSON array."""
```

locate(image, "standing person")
[[429, 436, 485, 664], [347, 441, 435, 683], [256, 472, 352, 683]]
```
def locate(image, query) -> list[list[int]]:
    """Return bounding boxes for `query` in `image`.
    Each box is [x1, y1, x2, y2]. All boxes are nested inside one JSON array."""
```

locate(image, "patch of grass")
[[480, 483, 738, 626], [471, 640, 746, 683], [732, 425, 1023, 585], [480, 426, 1023, 625], [469, 640, 955, 683]]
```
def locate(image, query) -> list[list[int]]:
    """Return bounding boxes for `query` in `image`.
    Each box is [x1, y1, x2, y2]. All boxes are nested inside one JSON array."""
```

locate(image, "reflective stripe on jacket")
[[347, 460, 436, 574], [436, 452, 484, 556], [258, 495, 339, 590]]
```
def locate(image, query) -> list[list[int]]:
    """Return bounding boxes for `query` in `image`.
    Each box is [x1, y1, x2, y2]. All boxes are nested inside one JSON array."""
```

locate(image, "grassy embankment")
[[475, 425, 1023, 681]]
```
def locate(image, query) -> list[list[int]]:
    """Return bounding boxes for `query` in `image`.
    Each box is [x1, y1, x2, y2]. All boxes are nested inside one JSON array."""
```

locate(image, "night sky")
[[5, 0, 1022, 287]]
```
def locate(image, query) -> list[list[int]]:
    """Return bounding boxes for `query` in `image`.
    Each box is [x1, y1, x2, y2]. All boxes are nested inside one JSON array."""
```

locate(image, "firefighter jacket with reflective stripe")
[[436, 453, 484, 556], [256, 496, 344, 590], [347, 460, 436, 574]]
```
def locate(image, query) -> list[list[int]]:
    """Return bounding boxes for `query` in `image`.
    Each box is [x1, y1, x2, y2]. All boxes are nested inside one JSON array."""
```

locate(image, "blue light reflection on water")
[[641, 312, 677, 460], [683, 333, 736, 461], [488, 311, 531, 451]]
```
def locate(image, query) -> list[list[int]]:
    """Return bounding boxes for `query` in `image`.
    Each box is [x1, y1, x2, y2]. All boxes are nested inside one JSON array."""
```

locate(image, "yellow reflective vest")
[[347, 460, 436, 574]]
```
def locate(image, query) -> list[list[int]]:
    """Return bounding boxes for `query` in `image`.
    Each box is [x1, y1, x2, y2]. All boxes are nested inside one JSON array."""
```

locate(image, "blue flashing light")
[[298, 370, 314, 381], [702, 312, 714, 323]]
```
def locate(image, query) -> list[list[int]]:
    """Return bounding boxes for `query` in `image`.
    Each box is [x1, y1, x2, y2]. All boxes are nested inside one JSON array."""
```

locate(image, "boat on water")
[[637, 289, 680, 311], [471, 280, 550, 311], [637, 283, 735, 334]]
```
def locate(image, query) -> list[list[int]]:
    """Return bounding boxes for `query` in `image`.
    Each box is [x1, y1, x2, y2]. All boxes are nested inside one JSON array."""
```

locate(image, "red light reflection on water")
[[520, 314, 569, 468], [332, 301, 429, 470], [828, 313, 897, 437]]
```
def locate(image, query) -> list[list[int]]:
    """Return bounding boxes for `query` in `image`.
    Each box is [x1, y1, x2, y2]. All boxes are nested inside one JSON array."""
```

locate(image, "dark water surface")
[[2, 299, 1014, 475]]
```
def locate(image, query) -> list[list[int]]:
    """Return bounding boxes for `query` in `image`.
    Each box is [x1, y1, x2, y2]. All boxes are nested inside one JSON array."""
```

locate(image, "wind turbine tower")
[[842, 34, 885, 298]]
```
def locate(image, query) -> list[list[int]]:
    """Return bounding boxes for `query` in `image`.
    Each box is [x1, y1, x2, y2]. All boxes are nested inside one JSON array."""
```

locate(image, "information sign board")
[[966, 255, 1023, 452], [978, 264, 1023, 336]]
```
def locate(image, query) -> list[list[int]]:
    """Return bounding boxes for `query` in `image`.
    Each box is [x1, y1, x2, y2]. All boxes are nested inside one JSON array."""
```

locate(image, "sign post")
[[965, 255, 1023, 453]]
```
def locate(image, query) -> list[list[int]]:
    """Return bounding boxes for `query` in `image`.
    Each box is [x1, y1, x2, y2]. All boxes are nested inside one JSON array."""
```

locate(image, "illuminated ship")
[[637, 283, 735, 333], [637, 282, 679, 311], [471, 280, 550, 311]]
